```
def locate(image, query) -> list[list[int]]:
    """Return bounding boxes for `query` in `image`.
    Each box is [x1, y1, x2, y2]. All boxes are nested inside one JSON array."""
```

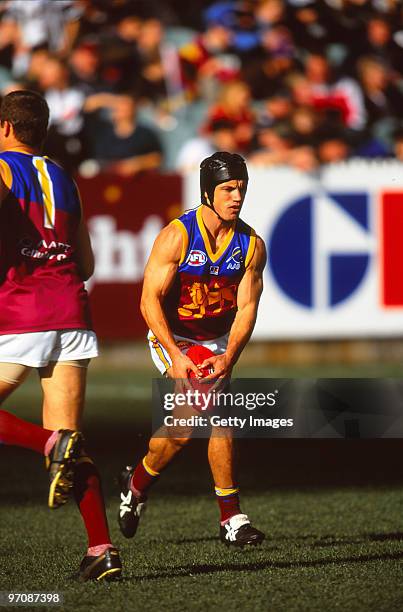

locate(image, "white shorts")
[[0, 329, 98, 368], [148, 330, 229, 376]]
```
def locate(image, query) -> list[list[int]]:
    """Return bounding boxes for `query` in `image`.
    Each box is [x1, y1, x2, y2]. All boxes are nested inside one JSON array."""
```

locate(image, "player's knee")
[[169, 435, 192, 449]]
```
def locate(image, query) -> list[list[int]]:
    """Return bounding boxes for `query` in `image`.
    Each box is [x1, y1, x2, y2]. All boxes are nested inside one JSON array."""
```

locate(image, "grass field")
[[1, 360, 403, 611]]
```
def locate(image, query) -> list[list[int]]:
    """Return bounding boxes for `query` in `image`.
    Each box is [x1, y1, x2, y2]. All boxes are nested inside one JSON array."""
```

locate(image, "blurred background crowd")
[[0, 0, 402, 176]]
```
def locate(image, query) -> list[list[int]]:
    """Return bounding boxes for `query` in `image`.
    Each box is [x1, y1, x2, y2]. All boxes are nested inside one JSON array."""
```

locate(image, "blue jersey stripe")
[[0, 152, 80, 216]]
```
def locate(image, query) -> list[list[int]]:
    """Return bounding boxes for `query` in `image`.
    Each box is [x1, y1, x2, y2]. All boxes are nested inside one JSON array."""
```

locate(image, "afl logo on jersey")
[[187, 250, 207, 266], [225, 246, 243, 270]]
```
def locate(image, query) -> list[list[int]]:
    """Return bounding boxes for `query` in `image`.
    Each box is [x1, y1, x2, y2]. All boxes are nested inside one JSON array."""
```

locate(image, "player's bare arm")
[[0, 161, 10, 203], [202, 236, 267, 378], [140, 223, 200, 378], [75, 218, 95, 281]]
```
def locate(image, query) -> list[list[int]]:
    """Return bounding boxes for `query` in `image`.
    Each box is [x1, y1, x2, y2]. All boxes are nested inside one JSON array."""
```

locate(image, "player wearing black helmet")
[[200, 152, 249, 221], [118, 152, 266, 547]]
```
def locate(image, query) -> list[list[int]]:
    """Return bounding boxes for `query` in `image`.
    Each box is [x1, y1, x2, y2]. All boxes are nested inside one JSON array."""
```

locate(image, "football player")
[[0, 90, 121, 580], [119, 152, 266, 547]]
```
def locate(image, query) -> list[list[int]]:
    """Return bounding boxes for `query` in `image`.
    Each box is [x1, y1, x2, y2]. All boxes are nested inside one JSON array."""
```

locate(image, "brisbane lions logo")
[[225, 247, 243, 270]]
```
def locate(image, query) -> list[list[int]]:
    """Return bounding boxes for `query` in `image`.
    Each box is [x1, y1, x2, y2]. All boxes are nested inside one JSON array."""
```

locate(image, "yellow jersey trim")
[[33, 157, 56, 229], [196, 206, 235, 264], [245, 228, 256, 269], [0, 159, 12, 190], [170, 219, 188, 265]]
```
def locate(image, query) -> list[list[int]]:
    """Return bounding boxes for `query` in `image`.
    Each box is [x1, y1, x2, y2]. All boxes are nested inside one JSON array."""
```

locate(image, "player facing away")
[[0, 90, 122, 581], [118, 152, 267, 547]]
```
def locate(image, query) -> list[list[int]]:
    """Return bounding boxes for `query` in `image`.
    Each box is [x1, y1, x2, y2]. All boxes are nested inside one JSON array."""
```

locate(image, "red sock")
[[0, 409, 54, 454], [130, 457, 159, 498], [215, 486, 242, 523], [73, 458, 111, 549]]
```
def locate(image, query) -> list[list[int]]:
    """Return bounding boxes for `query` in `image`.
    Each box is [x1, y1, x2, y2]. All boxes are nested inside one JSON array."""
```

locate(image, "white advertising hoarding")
[[185, 161, 403, 339]]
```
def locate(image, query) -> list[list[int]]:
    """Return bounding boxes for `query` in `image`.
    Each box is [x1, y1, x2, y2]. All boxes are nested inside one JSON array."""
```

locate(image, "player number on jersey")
[[33, 157, 56, 229]]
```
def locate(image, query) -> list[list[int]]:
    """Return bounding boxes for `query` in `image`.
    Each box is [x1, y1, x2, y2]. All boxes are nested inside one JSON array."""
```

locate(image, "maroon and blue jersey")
[[0, 150, 91, 334], [164, 206, 256, 340]]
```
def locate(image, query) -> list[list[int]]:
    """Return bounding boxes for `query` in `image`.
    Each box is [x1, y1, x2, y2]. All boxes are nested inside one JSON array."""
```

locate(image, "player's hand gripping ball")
[[186, 345, 215, 378], [186, 345, 216, 412]]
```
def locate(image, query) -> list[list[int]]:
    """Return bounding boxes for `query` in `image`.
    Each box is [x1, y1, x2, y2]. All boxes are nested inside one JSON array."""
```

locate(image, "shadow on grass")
[[169, 531, 403, 549], [125, 549, 403, 582]]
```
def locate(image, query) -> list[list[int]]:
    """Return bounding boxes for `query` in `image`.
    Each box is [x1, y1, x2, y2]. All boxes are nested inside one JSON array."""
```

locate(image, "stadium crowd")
[[0, 0, 402, 175]]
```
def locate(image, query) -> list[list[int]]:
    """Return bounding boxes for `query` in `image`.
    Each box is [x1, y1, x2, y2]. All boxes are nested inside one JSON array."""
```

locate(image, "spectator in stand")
[[179, 22, 236, 100], [24, 45, 50, 89], [175, 117, 239, 171], [134, 18, 168, 104], [287, 71, 315, 107], [248, 119, 318, 171], [203, 0, 260, 53], [69, 35, 133, 97], [97, 14, 142, 93], [348, 13, 403, 77], [202, 80, 255, 152], [69, 39, 106, 95], [0, 0, 82, 77], [315, 124, 351, 164], [356, 56, 403, 129], [303, 53, 366, 130], [242, 23, 297, 99], [290, 105, 319, 147], [286, 1, 338, 55], [37, 55, 86, 173], [134, 17, 184, 112], [258, 89, 294, 128], [340, 10, 403, 79], [83, 93, 162, 176]]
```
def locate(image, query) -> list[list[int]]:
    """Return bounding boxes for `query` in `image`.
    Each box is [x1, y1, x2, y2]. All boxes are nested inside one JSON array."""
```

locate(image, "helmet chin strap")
[[205, 194, 228, 223]]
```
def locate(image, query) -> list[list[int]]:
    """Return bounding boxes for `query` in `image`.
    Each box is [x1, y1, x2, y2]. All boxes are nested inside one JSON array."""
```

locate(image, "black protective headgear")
[[200, 152, 249, 211]]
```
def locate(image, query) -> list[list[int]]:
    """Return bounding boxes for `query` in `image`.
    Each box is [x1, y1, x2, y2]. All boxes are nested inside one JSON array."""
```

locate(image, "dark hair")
[[200, 151, 248, 206], [0, 90, 49, 147]]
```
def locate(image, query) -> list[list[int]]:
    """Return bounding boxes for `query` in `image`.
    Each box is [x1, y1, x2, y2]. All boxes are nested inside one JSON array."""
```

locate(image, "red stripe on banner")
[[381, 192, 403, 306]]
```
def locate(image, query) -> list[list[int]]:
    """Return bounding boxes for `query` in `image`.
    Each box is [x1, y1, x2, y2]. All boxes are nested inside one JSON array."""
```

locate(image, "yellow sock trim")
[[215, 486, 239, 497], [143, 457, 160, 477]]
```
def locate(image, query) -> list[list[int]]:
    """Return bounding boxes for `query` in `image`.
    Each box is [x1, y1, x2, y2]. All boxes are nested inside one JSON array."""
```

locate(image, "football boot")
[[47, 429, 83, 509], [118, 466, 147, 538], [78, 547, 122, 582], [220, 513, 265, 547]]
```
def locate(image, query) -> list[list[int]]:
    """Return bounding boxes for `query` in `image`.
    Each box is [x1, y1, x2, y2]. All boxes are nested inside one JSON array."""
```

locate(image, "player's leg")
[[118, 372, 193, 538], [119, 333, 197, 538], [0, 363, 69, 458], [40, 360, 121, 581], [208, 425, 265, 548], [0, 332, 84, 496]]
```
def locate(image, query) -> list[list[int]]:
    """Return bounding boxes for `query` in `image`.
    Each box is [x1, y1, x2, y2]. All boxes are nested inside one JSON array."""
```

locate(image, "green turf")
[[1, 368, 403, 611], [1, 487, 403, 611]]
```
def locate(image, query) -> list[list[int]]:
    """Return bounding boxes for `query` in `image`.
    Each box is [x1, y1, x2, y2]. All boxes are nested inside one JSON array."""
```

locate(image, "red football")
[[186, 345, 215, 378]]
